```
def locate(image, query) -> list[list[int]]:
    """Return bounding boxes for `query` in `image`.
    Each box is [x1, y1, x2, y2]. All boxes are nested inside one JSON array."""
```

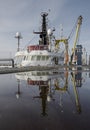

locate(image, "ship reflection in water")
[[15, 68, 83, 116], [0, 68, 90, 130]]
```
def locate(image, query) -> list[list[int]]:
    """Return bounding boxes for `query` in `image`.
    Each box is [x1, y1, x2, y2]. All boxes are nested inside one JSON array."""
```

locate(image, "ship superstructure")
[[14, 12, 64, 67]]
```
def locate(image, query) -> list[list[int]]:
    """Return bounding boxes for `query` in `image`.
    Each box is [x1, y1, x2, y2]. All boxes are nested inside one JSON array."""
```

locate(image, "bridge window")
[[42, 56, 45, 60], [46, 56, 49, 60], [31, 55, 36, 61], [37, 55, 41, 60]]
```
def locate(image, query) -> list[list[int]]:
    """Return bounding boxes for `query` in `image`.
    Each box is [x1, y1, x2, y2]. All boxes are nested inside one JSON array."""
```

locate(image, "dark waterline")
[[0, 71, 90, 130]]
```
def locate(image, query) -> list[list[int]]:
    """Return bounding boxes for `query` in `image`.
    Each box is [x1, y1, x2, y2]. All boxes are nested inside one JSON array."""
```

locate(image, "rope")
[[68, 18, 77, 41]]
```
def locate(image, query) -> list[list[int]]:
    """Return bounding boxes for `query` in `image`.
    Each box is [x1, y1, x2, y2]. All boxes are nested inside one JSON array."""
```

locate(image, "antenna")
[[15, 32, 22, 51]]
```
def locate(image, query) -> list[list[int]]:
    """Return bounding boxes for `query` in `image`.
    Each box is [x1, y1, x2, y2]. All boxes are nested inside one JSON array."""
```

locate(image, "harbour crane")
[[70, 15, 83, 65], [55, 16, 83, 65], [55, 38, 69, 65]]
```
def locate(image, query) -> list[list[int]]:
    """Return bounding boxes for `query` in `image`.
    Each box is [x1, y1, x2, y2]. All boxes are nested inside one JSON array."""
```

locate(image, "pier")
[[0, 66, 58, 74], [0, 65, 90, 74]]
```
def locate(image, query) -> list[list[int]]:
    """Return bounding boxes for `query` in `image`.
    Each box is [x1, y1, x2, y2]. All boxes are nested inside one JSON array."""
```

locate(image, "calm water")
[[0, 70, 90, 130]]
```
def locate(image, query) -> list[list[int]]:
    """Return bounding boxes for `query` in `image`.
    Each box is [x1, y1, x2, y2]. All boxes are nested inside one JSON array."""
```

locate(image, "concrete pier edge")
[[0, 65, 90, 74]]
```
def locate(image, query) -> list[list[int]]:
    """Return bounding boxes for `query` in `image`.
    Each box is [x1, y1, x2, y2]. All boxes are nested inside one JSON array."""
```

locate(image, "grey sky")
[[0, 0, 90, 57]]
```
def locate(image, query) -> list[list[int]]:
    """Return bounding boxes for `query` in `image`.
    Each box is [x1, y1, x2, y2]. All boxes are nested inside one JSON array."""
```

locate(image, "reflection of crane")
[[54, 70, 81, 114], [54, 71, 68, 112], [54, 71, 68, 91], [70, 16, 83, 64]]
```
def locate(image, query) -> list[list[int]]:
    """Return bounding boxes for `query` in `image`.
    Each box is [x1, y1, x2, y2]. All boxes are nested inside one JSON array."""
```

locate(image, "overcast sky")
[[0, 0, 90, 58]]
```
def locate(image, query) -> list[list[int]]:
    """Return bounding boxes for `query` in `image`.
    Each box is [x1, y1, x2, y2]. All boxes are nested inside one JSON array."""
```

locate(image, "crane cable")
[[68, 19, 77, 41]]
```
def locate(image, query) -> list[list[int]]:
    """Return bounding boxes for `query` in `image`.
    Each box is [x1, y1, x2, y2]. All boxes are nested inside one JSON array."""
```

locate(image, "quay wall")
[[0, 65, 90, 74]]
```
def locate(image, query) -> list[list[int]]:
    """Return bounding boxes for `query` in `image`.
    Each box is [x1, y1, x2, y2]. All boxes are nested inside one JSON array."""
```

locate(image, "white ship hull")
[[14, 45, 64, 67]]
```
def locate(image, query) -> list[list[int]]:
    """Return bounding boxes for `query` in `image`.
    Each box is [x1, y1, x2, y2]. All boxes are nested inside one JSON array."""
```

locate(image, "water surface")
[[0, 70, 90, 130]]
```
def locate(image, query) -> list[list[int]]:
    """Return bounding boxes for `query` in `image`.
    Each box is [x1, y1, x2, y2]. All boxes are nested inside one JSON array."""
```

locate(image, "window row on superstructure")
[[25, 55, 50, 61]]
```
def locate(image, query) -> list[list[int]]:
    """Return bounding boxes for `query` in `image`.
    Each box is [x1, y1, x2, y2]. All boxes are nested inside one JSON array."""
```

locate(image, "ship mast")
[[34, 12, 48, 45]]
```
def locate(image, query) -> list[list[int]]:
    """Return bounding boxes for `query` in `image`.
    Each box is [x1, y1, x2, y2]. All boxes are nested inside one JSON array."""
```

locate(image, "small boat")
[[14, 12, 64, 67]]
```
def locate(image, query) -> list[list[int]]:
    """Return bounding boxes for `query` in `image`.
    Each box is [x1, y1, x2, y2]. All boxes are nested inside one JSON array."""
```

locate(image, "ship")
[[14, 12, 64, 67]]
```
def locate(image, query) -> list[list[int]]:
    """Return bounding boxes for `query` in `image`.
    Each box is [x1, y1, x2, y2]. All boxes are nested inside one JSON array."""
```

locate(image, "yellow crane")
[[70, 15, 83, 64], [55, 15, 83, 65], [55, 38, 69, 65]]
